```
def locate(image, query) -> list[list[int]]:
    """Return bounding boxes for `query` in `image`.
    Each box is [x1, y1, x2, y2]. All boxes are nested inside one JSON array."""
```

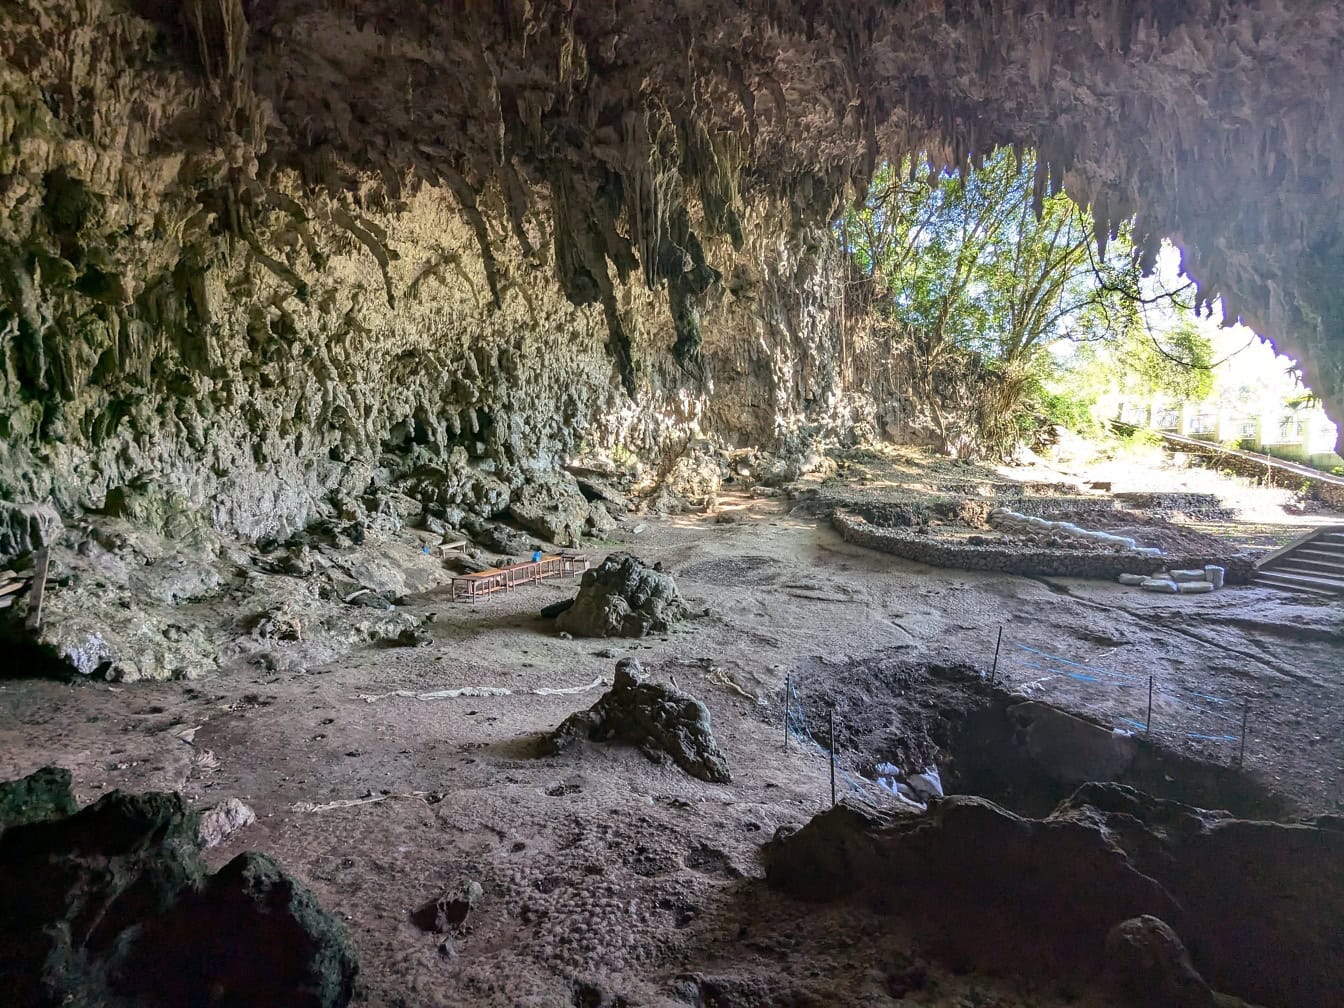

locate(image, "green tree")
[[838, 149, 1202, 453]]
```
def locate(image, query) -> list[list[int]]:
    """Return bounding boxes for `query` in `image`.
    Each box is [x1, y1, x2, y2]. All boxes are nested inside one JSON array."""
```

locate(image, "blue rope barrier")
[[1008, 636, 1244, 747], [1012, 642, 1138, 681]]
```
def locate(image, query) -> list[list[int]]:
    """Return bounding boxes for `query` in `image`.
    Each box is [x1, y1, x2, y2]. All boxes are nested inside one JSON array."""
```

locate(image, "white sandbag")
[[1204, 565, 1226, 589], [1118, 573, 1147, 586], [1171, 569, 1207, 583], [876, 776, 926, 809], [907, 765, 944, 800], [1141, 578, 1180, 593], [1136, 547, 1164, 556], [1179, 581, 1215, 594]]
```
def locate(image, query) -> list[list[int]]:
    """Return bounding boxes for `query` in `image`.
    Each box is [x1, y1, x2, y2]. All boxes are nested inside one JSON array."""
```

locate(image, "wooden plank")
[[25, 548, 49, 631], [0, 580, 25, 598]]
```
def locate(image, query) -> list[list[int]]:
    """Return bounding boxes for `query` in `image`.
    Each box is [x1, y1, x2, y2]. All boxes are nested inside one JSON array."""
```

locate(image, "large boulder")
[[507, 472, 589, 545], [0, 771, 357, 1008], [766, 783, 1344, 1008], [554, 553, 686, 638], [547, 658, 731, 783]]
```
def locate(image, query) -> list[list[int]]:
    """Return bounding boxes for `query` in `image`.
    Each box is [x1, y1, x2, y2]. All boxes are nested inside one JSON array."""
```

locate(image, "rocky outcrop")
[[0, 765, 78, 831], [0, 769, 357, 1008], [554, 553, 687, 639], [0, 501, 62, 563], [547, 658, 731, 783], [766, 784, 1343, 1008]]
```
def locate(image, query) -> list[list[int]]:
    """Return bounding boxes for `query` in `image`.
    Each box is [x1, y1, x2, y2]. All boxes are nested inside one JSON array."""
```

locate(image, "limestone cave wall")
[[2, 0, 1342, 543], [0, 0, 898, 541]]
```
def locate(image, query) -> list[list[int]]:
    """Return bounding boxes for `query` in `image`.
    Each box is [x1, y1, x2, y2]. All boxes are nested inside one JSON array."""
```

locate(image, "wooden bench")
[[449, 553, 585, 602], [433, 539, 468, 559]]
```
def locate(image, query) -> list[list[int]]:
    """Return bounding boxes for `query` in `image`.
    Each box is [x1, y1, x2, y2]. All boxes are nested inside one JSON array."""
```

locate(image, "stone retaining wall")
[[832, 510, 1256, 583], [1123, 426, 1344, 511]]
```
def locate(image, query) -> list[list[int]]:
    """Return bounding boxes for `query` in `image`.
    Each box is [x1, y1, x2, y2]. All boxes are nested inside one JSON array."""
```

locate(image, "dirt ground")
[[2, 450, 1342, 1007]]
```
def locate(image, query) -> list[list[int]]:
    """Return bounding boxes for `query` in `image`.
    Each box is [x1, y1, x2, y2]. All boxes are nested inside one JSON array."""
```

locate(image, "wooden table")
[[450, 554, 578, 601]]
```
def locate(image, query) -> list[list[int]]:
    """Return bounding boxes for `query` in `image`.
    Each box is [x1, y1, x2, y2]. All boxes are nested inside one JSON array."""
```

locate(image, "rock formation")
[[0, 767, 358, 1008], [766, 783, 1343, 1008], [554, 553, 687, 639], [547, 658, 732, 783]]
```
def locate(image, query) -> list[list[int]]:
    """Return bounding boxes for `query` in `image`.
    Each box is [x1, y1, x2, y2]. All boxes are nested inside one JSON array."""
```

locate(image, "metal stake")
[[1238, 703, 1251, 766], [990, 626, 1003, 687], [829, 705, 837, 808], [1146, 676, 1154, 735], [784, 673, 791, 752]]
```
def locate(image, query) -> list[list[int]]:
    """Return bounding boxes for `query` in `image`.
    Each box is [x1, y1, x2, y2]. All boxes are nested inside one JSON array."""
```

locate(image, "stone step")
[[1252, 570, 1344, 597], [1293, 545, 1344, 563], [1262, 553, 1344, 578], [1311, 533, 1344, 550]]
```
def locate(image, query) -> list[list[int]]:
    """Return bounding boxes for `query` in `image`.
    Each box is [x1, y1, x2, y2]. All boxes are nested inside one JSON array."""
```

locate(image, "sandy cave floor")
[[2, 473, 1343, 1006]]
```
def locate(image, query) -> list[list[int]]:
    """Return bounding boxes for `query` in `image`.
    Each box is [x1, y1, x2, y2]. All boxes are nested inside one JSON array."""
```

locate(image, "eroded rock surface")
[[0, 770, 357, 1008], [766, 784, 1343, 1008], [554, 553, 687, 639], [548, 658, 731, 783], [0, 765, 78, 831], [1103, 915, 1216, 1008]]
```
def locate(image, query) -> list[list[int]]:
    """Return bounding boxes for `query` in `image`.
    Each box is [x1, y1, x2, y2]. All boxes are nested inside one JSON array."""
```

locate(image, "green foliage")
[[1110, 427, 1165, 464], [1029, 386, 1097, 434], [839, 149, 1214, 448]]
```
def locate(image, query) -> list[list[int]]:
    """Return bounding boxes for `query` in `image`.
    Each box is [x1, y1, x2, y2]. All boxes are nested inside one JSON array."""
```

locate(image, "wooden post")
[[990, 626, 1003, 686], [829, 705, 837, 808], [25, 548, 49, 632], [1238, 703, 1251, 767], [1145, 676, 1154, 735]]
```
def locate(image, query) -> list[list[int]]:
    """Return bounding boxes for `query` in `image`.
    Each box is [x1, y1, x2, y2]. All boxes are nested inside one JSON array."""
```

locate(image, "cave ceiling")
[[19, 0, 1344, 421]]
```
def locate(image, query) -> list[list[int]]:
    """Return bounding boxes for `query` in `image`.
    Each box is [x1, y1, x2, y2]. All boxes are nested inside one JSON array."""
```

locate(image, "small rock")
[[391, 626, 431, 647], [412, 877, 485, 933], [540, 598, 574, 619], [0, 766, 78, 831], [198, 798, 256, 849]]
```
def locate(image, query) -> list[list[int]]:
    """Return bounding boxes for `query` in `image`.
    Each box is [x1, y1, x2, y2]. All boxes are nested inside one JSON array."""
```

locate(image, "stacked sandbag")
[[1122, 564, 1226, 595]]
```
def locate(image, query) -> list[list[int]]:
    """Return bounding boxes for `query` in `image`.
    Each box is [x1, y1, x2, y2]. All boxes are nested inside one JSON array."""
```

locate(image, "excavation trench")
[[787, 654, 1294, 820], [772, 655, 1341, 1007]]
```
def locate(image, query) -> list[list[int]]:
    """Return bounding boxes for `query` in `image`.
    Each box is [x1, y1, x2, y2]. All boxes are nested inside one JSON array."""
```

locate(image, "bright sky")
[[1149, 245, 1318, 410]]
